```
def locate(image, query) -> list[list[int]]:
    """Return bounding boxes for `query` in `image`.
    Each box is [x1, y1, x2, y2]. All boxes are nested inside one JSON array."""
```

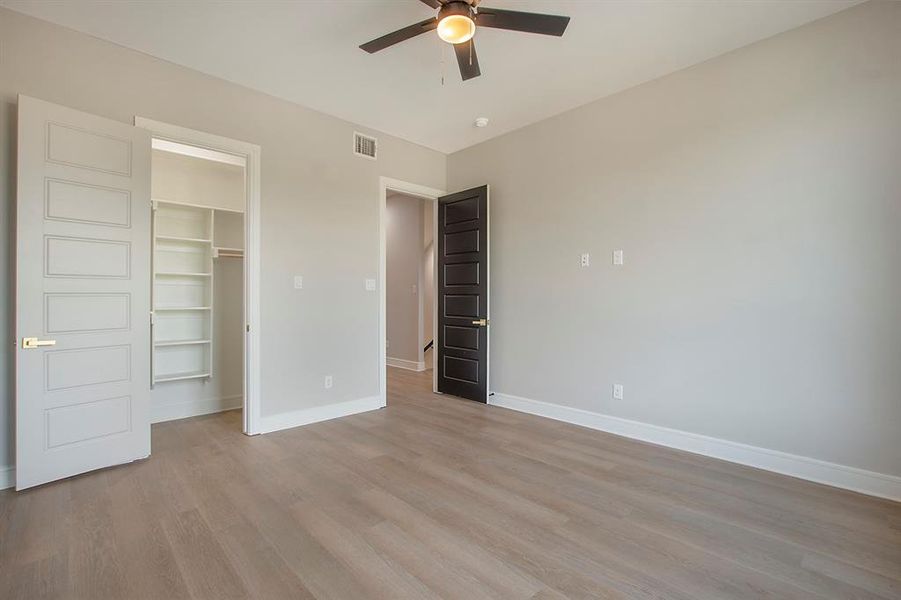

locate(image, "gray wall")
[[386, 193, 424, 364], [0, 8, 445, 473], [448, 1, 901, 477]]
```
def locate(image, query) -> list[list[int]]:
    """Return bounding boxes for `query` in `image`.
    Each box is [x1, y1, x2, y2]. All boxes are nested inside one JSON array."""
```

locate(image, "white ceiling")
[[2, 0, 861, 153]]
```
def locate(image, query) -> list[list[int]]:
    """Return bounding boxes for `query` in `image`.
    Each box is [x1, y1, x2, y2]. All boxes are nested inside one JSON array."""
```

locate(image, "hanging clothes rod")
[[214, 248, 244, 259]]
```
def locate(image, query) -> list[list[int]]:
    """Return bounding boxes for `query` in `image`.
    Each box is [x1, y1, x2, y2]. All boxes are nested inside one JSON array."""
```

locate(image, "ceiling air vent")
[[353, 132, 377, 160]]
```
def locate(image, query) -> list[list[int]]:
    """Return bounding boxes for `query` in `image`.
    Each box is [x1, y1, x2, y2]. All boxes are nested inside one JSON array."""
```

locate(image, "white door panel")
[[16, 95, 151, 490]]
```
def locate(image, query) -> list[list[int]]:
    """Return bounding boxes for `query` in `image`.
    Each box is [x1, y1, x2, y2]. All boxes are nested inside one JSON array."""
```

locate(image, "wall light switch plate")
[[613, 384, 624, 400], [580, 253, 590, 267], [293, 275, 303, 289], [365, 278, 377, 291], [324, 375, 333, 389], [613, 250, 624, 266]]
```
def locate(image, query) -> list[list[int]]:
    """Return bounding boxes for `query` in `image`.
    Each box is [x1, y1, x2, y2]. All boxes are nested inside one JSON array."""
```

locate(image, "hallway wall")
[[386, 193, 425, 365]]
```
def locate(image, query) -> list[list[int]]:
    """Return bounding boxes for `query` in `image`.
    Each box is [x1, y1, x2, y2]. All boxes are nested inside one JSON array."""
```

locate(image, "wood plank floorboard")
[[1, 366, 899, 599]]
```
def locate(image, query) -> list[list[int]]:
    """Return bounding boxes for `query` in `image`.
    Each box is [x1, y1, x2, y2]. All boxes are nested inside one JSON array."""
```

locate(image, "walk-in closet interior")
[[150, 140, 245, 423]]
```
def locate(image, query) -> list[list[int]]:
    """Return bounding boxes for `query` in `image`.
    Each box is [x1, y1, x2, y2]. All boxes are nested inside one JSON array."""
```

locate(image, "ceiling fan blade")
[[418, 0, 442, 8], [453, 39, 481, 81], [475, 7, 570, 36], [360, 17, 438, 53]]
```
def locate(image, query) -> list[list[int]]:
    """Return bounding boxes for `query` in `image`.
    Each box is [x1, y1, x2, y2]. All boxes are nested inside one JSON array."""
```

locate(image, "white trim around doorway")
[[379, 177, 446, 405]]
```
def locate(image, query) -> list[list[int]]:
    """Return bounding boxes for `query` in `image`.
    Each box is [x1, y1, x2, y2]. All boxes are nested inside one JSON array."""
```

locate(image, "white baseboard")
[[0, 465, 14, 490], [387, 357, 426, 372], [151, 395, 243, 424], [257, 395, 384, 435], [490, 392, 901, 502]]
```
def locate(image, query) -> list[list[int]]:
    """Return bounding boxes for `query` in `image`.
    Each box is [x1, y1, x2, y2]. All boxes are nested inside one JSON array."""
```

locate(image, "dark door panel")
[[437, 185, 489, 402]]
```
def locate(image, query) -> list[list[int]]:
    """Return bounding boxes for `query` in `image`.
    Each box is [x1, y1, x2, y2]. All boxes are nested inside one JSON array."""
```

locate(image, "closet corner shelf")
[[154, 339, 212, 348], [155, 271, 212, 277], [154, 370, 211, 383], [155, 235, 212, 244]]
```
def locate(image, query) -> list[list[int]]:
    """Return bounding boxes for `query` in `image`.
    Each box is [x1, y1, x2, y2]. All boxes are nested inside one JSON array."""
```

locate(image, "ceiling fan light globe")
[[437, 14, 476, 44]]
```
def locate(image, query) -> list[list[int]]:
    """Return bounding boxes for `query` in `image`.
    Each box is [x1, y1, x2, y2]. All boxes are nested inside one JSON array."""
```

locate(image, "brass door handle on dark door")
[[471, 319, 488, 327]]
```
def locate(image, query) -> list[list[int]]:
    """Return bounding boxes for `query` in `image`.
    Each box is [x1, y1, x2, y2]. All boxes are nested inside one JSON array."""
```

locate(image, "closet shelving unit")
[[151, 200, 245, 385], [151, 200, 213, 384]]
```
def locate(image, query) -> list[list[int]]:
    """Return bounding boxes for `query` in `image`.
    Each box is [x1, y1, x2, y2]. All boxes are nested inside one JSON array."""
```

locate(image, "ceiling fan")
[[359, 0, 570, 81]]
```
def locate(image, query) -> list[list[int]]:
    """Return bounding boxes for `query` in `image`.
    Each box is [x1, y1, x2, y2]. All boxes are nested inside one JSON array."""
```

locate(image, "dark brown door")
[[437, 185, 489, 402]]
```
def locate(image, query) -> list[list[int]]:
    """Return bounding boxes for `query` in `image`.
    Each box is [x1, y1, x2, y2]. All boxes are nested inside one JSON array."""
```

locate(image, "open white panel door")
[[16, 96, 151, 490]]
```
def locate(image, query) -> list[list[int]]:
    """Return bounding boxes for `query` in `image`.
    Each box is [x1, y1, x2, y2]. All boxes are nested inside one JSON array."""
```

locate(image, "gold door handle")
[[471, 319, 488, 327], [22, 337, 56, 349]]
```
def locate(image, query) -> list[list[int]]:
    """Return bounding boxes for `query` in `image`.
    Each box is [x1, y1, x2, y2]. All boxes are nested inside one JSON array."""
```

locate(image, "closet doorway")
[[136, 118, 261, 434]]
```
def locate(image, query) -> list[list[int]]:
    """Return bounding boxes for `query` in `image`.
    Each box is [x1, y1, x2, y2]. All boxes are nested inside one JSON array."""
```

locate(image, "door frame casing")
[[135, 117, 263, 435], [379, 177, 445, 403]]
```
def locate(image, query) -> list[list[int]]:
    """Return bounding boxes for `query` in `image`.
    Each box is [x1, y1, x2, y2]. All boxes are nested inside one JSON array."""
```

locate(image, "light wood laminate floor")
[[1, 367, 899, 599]]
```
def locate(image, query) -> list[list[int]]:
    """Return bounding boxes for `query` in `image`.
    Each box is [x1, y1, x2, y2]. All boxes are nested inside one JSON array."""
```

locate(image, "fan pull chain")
[[439, 37, 446, 86]]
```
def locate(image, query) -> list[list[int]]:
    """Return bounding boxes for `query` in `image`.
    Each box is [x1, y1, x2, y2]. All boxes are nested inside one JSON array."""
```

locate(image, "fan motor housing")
[[438, 2, 475, 21]]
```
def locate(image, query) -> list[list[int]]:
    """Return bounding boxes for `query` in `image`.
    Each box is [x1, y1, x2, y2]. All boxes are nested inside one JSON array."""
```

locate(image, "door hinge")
[[246, 324, 250, 333]]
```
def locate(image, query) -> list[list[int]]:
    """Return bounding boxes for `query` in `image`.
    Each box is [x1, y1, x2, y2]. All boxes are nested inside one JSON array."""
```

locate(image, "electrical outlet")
[[293, 275, 303, 289], [365, 278, 376, 291], [613, 250, 624, 266], [580, 253, 590, 267], [324, 375, 333, 389], [613, 384, 624, 400]]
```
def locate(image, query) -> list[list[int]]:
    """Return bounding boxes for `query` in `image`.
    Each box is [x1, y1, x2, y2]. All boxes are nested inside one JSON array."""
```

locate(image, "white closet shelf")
[[156, 235, 212, 244], [153, 198, 244, 213], [151, 195, 244, 387], [154, 339, 212, 347], [154, 370, 211, 383]]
